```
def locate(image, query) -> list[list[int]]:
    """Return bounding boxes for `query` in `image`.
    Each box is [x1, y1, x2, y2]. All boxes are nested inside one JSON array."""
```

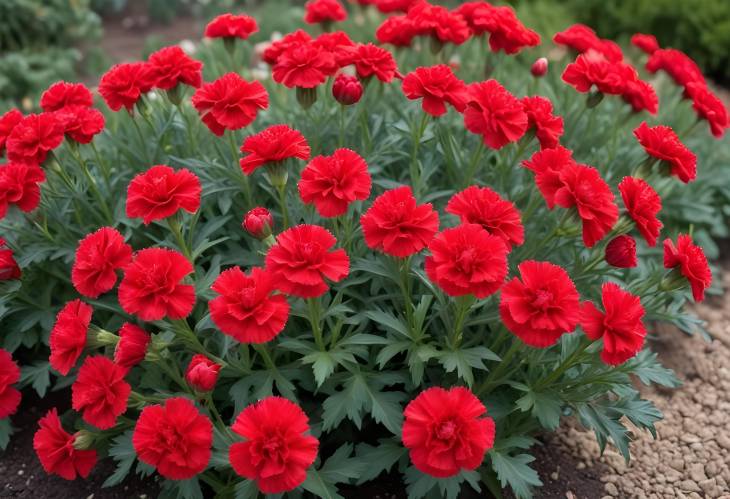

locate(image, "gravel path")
[[542, 265, 730, 499]]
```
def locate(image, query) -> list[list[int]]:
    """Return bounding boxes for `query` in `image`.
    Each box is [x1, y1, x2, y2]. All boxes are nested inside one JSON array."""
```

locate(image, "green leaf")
[[577, 402, 631, 462], [320, 443, 367, 484], [20, 361, 51, 397], [301, 468, 344, 499], [102, 430, 136, 488], [404, 466, 439, 499], [233, 480, 259, 499], [489, 451, 542, 499], [355, 439, 406, 484], [0, 418, 13, 450], [515, 390, 563, 430], [364, 310, 411, 339], [624, 350, 681, 388]]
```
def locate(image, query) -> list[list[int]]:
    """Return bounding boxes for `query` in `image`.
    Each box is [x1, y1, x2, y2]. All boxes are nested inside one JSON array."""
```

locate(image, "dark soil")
[[528, 437, 607, 499]]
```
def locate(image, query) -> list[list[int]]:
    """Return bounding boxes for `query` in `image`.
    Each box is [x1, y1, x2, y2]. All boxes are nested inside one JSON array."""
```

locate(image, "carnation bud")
[[114, 323, 151, 370], [243, 207, 274, 239], [73, 430, 95, 450], [296, 87, 318, 109], [185, 354, 221, 392], [94, 328, 119, 347], [531, 57, 548, 77], [332, 74, 363, 106], [605, 235, 638, 268]]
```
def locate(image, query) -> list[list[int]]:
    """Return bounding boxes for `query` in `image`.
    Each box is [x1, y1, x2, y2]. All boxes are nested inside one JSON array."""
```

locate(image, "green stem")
[[536, 340, 591, 390], [253, 343, 277, 370], [464, 140, 485, 187], [307, 297, 325, 351], [130, 114, 152, 164], [89, 142, 112, 194], [476, 339, 521, 396], [338, 105, 346, 147], [450, 295, 474, 348], [69, 146, 114, 225], [167, 216, 193, 262], [228, 130, 252, 206], [409, 113, 430, 194], [397, 257, 418, 342], [276, 182, 290, 229]]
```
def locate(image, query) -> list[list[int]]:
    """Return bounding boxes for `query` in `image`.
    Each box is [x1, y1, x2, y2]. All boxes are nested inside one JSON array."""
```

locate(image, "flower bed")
[[0, 0, 728, 498]]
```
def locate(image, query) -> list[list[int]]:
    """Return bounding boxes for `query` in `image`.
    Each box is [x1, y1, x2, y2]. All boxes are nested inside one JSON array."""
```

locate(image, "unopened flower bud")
[[185, 354, 221, 392], [73, 430, 95, 450], [296, 86, 318, 109], [531, 57, 548, 77], [605, 235, 637, 268], [243, 207, 274, 239], [332, 74, 363, 106]]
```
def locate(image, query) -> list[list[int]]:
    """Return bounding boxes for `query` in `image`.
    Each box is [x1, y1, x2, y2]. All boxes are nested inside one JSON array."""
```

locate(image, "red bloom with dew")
[[298, 148, 371, 218], [147, 45, 203, 91], [53, 105, 105, 144], [464, 80, 528, 150], [185, 354, 221, 392], [663, 234, 712, 302], [0, 238, 21, 280], [523, 145, 575, 209], [265, 224, 349, 298], [34, 408, 97, 480], [631, 33, 659, 55], [209, 266, 290, 344], [114, 323, 150, 370], [500, 260, 580, 348], [360, 186, 439, 258], [40, 81, 93, 112], [72, 227, 133, 298], [619, 176, 662, 247], [633, 122, 696, 183], [425, 223, 508, 299], [205, 13, 258, 40], [605, 235, 637, 268], [6, 113, 64, 164], [118, 248, 195, 321], [553, 162, 619, 248], [402, 386, 495, 478], [581, 282, 646, 365], [0, 162, 45, 219], [352, 43, 398, 83], [242, 207, 274, 239], [229, 396, 319, 494], [304, 0, 348, 24], [192, 73, 269, 135], [240, 124, 311, 174], [0, 348, 21, 419], [0, 109, 23, 156], [132, 397, 212, 480], [71, 356, 131, 430], [402, 65, 469, 117], [49, 299, 92, 376], [126, 165, 201, 225], [98, 62, 156, 112], [446, 186, 524, 249], [272, 43, 337, 89], [521, 96, 564, 149]]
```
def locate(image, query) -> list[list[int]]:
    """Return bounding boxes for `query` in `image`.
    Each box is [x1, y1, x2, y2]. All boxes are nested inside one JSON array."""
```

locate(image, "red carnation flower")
[[554, 162, 619, 247], [374, 0, 417, 13], [230, 397, 319, 494], [304, 0, 348, 24], [0, 109, 23, 156], [455, 1, 491, 34], [126, 165, 201, 225], [205, 13, 259, 40], [553, 24, 623, 62], [6, 113, 64, 164], [192, 73, 268, 135], [663, 234, 712, 302], [0, 238, 21, 281], [49, 299, 92, 376], [581, 282, 646, 365], [619, 177, 662, 247], [360, 186, 439, 258], [53, 105, 105, 144], [133, 397, 212, 480], [0, 162, 45, 219], [352, 43, 398, 83], [185, 354, 221, 392], [209, 266, 290, 343], [631, 33, 659, 55], [72, 356, 131, 430], [118, 248, 195, 321], [40, 81, 93, 112], [402, 65, 469, 116], [240, 124, 311, 175], [99, 62, 156, 112], [633, 122, 696, 183], [500, 261, 580, 348], [242, 207, 274, 239], [407, 3, 470, 46], [298, 148, 371, 218], [403, 386, 495, 478], [521, 96, 564, 149], [464, 80, 528, 150], [313, 31, 358, 67], [425, 223, 508, 299], [605, 235, 637, 268], [332, 73, 363, 105], [376, 15, 416, 47], [473, 5, 541, 54], [621, 77, 658, 115], [686, 83, 729, 138], [148, 46, 203, 91], [522, 146, 576, 209], [114, 323, 150, 370], [0, 348, 21, 419], [446, 186, 523, 249], [262, 30, 312, 66], [72, 227, 132, 298], [646, 48, 705, 91], [34, 408, 97, 480], [272, 43, 337, 89], [265, 225, 349, 298], [562, 51, 625, 95]]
